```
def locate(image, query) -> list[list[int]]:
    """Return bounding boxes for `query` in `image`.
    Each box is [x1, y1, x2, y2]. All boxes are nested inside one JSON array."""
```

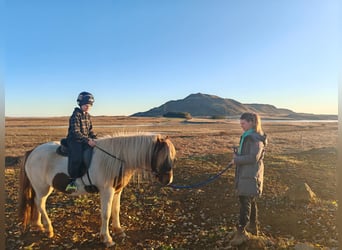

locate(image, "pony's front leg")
[[111, 190, 126, 238], [100, 188, 115, 247]]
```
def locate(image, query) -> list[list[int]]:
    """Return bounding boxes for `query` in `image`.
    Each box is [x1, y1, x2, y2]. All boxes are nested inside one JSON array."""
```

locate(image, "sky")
[[4, 0, 340, 117]]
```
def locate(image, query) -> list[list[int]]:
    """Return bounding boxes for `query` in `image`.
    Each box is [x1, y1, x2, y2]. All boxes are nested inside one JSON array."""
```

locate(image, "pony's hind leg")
[[30, 205, 44, 232], [34, 187, 54, 238]]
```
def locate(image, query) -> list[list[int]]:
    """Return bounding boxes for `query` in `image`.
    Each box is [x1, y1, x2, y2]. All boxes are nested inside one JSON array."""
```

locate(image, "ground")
[[5, 117, 338, 249]]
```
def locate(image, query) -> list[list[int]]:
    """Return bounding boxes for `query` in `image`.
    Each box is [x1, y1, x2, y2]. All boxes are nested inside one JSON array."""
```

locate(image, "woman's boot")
[[246, 222, 259, 236], [230, 227, 250, 246]]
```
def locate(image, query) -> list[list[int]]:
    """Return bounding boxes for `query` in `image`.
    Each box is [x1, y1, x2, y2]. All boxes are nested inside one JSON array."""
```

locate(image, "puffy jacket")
[[234, 132, 267, 196], [67, 107, 97, 143]]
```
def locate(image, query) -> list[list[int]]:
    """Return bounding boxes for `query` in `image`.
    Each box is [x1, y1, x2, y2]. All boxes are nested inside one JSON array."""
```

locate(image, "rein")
[[95, 145, 125, 162], [168, 162, 234, 189], [95, 145, 159, 177]]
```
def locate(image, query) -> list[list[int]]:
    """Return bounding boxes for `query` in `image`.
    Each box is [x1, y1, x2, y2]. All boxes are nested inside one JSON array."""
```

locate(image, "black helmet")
[[77, 91, 94, 106]]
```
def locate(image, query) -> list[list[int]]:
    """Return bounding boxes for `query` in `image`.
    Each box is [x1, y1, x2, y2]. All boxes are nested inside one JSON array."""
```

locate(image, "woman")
[[65, 91, 97, 193], [230, 112, 267, 246]]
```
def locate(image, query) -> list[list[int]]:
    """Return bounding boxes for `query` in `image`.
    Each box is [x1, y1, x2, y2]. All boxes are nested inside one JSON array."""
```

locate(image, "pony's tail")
[[18, 149, 36, 232]]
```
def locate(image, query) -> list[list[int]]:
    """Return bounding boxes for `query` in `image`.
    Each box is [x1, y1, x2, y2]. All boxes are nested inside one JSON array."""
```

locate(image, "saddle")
[[56, 138, 69, 156], [56, 138, 98, 193], [56, 139, 93, 167]]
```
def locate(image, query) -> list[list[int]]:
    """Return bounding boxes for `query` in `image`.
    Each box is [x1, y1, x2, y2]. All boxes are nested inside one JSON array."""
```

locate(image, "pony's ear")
[[159, 135, 169, 142], [157, 135, 169, 142]]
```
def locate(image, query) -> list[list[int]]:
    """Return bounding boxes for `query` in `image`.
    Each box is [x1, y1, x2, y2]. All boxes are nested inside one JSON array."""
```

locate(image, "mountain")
[[131, 93, 337, 120]]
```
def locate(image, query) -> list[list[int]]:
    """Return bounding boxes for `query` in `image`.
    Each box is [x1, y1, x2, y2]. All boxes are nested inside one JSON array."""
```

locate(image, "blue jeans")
[[67, 139, 90, 179]]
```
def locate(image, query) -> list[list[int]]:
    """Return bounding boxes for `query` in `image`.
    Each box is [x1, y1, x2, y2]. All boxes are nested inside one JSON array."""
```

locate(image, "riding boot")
[[65, 179, 77, 193], [230, 226, 250, 246]]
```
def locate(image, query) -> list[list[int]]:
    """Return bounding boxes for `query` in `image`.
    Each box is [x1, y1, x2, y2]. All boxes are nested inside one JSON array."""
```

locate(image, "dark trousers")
[[238, 195, 258, 229], [67, 139, 89, 179]]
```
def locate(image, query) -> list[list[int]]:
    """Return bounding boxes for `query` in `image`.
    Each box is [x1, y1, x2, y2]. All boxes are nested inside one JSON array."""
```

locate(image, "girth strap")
[[81, 170, 99, 193]]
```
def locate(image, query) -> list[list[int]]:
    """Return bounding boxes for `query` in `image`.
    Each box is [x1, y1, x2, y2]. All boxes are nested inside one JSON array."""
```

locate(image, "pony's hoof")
[[101, 234, 115, 248], [47, 231, 54, 238], [105, 241, 115, 248], [31, 225, 44, 232], [113, 228, 126, 238], [115, 231, 126, 238]]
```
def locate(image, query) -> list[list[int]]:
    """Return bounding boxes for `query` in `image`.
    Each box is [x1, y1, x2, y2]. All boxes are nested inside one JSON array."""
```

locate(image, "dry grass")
[[5, 117, 338, 249], [6, 117, 337, 160]]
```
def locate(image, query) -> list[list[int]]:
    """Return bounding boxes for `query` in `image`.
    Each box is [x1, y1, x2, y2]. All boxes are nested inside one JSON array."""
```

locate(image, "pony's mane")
[[93, 132, 160, 186]]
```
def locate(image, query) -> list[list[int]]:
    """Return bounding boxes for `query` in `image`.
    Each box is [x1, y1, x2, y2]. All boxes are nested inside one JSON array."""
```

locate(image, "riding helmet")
[[77, 91, 95, 106]]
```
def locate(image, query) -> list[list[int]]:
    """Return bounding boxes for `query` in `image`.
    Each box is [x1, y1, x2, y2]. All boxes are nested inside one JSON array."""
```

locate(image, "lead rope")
[[167, 162, 234, 189]]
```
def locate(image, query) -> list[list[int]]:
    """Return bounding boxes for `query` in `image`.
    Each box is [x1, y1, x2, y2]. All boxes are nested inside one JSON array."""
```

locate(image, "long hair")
[[93, 133, 160, 187], [240, 112, 263, 134]]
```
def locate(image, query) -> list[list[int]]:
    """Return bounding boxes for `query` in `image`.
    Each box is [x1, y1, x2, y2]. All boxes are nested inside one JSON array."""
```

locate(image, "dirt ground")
[[5, 117, 338, 249]]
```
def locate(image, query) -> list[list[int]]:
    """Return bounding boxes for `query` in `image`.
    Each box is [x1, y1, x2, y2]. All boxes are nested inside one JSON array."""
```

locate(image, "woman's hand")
[[88, 139, 96, 147]]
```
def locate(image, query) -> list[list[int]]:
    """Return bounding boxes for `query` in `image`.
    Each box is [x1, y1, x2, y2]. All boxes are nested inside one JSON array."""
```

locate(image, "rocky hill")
[[131, 93, 337, 120]]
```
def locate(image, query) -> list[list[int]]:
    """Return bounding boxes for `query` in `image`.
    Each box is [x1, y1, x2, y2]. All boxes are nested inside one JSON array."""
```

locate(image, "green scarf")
[[238, 129, 254, 154]]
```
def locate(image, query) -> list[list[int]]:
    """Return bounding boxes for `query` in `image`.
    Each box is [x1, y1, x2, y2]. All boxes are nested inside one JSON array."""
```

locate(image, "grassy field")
[[5, 117, 338, 249]]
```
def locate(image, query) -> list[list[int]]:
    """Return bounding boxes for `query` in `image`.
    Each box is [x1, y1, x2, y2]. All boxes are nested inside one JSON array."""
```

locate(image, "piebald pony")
[[19, 133, 176, 247]]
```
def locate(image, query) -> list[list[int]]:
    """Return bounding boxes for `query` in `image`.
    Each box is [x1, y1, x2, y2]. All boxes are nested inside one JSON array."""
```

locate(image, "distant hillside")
[[131, 93, 337, 120]]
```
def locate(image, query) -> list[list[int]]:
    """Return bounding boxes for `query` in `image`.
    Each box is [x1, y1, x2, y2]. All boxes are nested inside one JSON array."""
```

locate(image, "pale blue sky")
[[5, 0, 339, 116]]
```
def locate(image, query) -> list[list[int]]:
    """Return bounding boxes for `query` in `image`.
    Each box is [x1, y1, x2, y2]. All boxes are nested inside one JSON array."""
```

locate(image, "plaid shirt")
[[67, 107, 97, 143]]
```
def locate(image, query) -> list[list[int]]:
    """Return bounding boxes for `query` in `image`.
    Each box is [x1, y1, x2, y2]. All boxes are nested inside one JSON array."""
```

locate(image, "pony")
[[19, 133, 176, 247]]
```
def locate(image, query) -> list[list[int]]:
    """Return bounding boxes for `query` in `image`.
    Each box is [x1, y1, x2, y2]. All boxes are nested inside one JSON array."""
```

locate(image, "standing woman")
[[230, 112, 267, 246]]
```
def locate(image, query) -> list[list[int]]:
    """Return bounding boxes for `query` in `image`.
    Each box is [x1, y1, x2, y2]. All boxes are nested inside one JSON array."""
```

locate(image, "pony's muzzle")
[[159, 171, 173, 186]]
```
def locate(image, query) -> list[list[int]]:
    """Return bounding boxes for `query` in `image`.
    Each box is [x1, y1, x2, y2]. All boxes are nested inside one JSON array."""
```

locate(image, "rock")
[[294, 242, 320, 250], [240, 235, 273, 249], [285, 182, 317, 202]]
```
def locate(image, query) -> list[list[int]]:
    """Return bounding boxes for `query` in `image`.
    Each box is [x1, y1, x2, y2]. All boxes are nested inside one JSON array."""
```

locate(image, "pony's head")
[[151, 136, 176, 186]]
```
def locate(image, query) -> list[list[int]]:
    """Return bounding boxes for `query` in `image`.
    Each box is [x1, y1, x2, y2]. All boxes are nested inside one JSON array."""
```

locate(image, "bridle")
[[95, 144, 172, 179], [151, 140, 174, 179]]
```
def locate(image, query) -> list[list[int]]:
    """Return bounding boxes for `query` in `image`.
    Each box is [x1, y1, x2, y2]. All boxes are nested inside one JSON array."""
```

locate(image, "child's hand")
[[88, 139, 96, 147]]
